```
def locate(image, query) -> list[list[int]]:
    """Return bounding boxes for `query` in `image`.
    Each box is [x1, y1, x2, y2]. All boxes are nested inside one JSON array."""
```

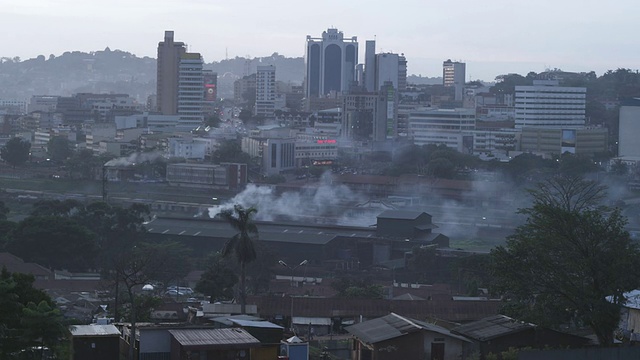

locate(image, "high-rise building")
[[255, 65, 276, 118], [617, 98, 640, 157], [514, 79, 586, 129], [305, 28, 358, 99], [443, 60, 466, 101], [157, 31, 186, 115], [364, 40, 376, 92], [177, 52, 204, 130]]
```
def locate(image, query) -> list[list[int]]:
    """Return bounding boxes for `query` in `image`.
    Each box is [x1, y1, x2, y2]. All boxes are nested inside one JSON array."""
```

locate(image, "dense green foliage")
[[196, 253, 239, 303], [212, 139, 251, 164], [0, 137, 31, 168], [47, 136, 73, 163], [331, 277, 383, 299], [0, 268, 66, 359], [491, 176, 640, 345]]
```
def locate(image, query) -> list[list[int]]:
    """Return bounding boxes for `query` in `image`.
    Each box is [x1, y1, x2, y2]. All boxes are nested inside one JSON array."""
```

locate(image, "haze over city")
[[2, 0, 638, 80]]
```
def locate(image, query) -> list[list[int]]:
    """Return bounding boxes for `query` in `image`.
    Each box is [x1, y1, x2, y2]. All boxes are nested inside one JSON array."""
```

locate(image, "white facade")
[[618, 103, 640, 157], [177, 53, 204, 131], [515, 80, 586, 129], [263, 138, 296, 175], [472, 129, 520, 155], [409, 108, 476, 151], [29, 96, 58, 113], [168, 137, 211, 159], [305, 28, 358, 98], [0, 99, 27, 114], [375, 53, 400, 91], [255, 65, 276, 118], [443, 60, 466, 101]]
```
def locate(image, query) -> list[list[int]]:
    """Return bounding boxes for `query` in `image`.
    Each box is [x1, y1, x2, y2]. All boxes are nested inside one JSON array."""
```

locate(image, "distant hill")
[[0, 49, 305, 102], [0, 49, 452, 103]]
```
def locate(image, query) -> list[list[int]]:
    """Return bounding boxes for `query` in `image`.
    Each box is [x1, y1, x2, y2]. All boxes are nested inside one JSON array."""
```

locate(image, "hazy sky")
[[2, 0, 638, 81]]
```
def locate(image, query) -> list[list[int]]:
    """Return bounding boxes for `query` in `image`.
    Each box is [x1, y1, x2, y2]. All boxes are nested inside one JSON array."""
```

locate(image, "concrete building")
[[341, 92, 381, 142], [375, 52, 408, 93], [255, 65, 276, 118], [166, 162, 247, 190], [364, 40, 376, 92], [263, 138, 296, 175], [515, 79, 586, 129], [0, 99, 27, 114], [177, 52, 204, 131], [28, 95, 58, 113], [233, 74, 257, 105], [305, 28, 358, 98], [443, 60, 466, 101], [520, 127, 608, 156], [472, 129, 520, 156], [618, 99, 640, 158], [408, 108, 475, 151], [157, 31, 186, 115], [167, 137, 213, 160]]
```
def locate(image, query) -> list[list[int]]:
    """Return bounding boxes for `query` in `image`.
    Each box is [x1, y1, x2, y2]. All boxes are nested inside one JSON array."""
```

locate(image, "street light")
[[279, 260, 308, 286]]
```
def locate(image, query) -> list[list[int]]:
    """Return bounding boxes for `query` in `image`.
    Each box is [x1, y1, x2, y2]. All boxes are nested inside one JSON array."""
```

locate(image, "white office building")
[[408, 108, 475, 152], [177, 53, 204, 131], [515, 80, 586, 129], [255, 65, 276, 118], [618, 99, 640, 158], [443, 60, 466, 101]]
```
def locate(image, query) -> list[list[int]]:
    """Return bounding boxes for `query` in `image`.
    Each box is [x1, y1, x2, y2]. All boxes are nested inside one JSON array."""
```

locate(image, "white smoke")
[[208, 172, 367, 223], [104, 151, 165, 167]]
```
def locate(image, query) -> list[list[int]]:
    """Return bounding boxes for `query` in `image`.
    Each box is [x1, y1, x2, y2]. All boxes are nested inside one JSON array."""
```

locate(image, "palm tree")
[[220, 204, 259, 314]]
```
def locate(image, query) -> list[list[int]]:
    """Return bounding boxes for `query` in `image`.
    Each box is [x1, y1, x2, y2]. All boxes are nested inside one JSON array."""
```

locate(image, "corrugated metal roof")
[[70, 324, 120, 337], [346, 313, 470, 344], [229, 319, 284, 329], [146, 217, 377, 245], [168, 328, 260, 347], [451, 315, 534, 341], [377, 210, 427, 220]]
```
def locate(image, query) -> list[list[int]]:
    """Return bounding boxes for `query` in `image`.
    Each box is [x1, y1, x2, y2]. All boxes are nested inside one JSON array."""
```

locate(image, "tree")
[[6, 216, 99, 272], [0, 201, 8, 220], [196, 253, 238, 303], [491, 175, 640, 345], [112, 246, 164, 360], [135, 241, 192, 289], [47, 136, 73, 163], [211, 139, 251, 164], [1, 137, 31, 168], [21, 300, 66, 359], [0, 269, 56, 358], [220, 205, 259, 314]]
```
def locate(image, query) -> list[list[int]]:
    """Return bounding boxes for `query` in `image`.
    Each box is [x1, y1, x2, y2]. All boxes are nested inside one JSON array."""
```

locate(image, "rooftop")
[[451, 315, 534, 341], [346, 312, 470, 344], [70, 324, 120, 337], [168, 328, 260, 348]]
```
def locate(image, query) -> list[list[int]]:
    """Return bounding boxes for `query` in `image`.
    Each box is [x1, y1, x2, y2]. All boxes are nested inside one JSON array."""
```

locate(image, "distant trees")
[[0, 137, 31, 168], [196, 253, 238, 303], [331, 276, 383, 299], [5, 216, 99, 272], [211, 139, 251, 165], [385, 143, 479, 178], [47, 136, 73, 163], [0, 201, 151, 273], [491, 176, 640, 345]]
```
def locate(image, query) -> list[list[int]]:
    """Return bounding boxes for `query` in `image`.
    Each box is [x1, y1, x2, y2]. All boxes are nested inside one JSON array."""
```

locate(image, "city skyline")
[[2, 0, 638, 81]]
